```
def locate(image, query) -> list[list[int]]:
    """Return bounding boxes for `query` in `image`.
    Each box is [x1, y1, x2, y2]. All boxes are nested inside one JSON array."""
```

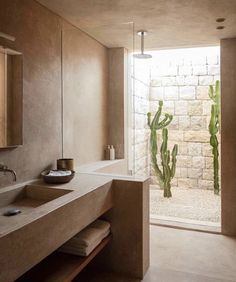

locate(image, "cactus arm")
[[151, 101, 163, 129], [208, 80, 220, 195], [171, 144, 178, 179], [208, 85, 214, 100], [156, 114, 173, 129], [147, 112, 151, 127]]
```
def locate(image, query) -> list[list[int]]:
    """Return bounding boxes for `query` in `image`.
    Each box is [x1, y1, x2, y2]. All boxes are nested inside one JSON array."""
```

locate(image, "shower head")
[[133, 53, 152, 59], [134, 30, 152, 59]]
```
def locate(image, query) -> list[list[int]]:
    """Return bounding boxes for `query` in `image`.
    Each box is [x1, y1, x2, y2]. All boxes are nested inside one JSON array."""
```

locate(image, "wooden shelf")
[[16, 234, 112, 282]]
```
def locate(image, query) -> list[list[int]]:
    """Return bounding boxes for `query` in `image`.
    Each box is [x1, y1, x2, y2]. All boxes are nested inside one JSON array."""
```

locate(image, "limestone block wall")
[[149, 48, 220, 189], [132, 60, 150, 176]]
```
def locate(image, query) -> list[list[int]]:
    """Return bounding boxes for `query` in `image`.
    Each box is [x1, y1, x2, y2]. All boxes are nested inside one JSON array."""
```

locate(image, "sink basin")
[[0, 185, 72, 215]]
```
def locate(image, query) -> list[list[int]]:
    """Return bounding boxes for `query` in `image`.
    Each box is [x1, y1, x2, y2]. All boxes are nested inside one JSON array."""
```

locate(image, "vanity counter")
[[0, 164, 150, 282]]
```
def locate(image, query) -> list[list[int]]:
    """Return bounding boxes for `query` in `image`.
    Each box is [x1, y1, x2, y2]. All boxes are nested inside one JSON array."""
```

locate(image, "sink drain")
[[3, 209, 22, 216]]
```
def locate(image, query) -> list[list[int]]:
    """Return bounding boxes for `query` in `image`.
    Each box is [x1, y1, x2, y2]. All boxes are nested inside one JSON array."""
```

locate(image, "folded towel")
[[47, 170, 72, 177], [72, 220, 110, 247], [59, 229, 110, 256]]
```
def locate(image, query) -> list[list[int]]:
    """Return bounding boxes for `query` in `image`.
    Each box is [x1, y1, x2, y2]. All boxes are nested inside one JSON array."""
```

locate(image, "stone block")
[[199, 75, 214, 86], [202, 143, 212, 157], [162, 101, 175, 115], [135, 97, 149, 114], [192, 156, 205, 168], [134, 80, 149, 99], [178, 178, 198, 189], [188, 168, 202, 178], [203, 100, 212, 115], [178, 66, 192, 75], [188, 142, 202, 156], [180, 168, 188, 178], [179, 86, 195, 100], [178, 142, 188, 154], [205, 157, 213, 169], [176, 76, 185, 86], [151, 77, 162, 87], [162, 76, 177, 86], [196, 86, 209, 100], [184, 76, 198, 86], [135, 129, 148, 144], [134, 113, 147, 129], [150, 87, 164, 100], [192, 66, 207, 75], [169, 130, 183, 141], [203, 169, 214, 181], [178, 116, 190, 130], [135, 142, 147, 159], [157, 66, 178, 76], [164, 86, 178, 100], [191, 116, 207, 130], [198, 179, 214, 190], [208, 65, 220, 75], [188, 101, 203, 115], [175, 101, 188, 115], [168, 116, 179, 130], [184, 131, 209, 142], [177, 156, 192, 168]]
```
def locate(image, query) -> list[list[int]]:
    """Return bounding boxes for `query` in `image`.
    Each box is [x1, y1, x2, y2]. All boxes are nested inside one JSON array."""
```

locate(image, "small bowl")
[[41, 170, 75, 184]]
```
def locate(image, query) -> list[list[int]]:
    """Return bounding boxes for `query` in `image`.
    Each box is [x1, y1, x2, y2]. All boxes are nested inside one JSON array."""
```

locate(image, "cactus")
[[208, 80, 220, 195], [147, 101, 178, 198]]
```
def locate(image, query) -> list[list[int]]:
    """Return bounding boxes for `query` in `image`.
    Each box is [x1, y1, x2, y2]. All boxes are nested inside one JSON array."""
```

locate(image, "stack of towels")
[[58, 219, 110, 257]]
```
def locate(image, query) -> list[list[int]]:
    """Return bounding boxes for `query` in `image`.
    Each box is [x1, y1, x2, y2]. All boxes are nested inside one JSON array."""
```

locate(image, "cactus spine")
[[147, 101, 178, 198], [208, 80, 220, 195]]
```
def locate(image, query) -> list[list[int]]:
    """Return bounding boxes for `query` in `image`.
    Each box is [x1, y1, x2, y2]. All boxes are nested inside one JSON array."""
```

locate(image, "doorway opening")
[[131, 46, 221, 232]]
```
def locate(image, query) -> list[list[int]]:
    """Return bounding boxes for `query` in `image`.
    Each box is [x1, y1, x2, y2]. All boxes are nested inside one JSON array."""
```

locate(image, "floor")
[[150, 186, 221, 223], [77, 225, 236, 282]]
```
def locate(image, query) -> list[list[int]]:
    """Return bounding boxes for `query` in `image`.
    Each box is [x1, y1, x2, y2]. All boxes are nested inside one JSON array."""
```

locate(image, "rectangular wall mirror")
[[0, 46, 23, 148]]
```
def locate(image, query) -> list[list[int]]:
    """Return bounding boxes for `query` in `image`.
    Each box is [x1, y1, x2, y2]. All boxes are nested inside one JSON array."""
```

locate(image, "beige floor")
[[77, 225, 236, 282]]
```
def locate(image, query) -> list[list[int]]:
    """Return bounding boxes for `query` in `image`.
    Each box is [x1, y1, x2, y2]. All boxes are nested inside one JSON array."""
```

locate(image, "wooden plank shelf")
[[16, 234, 112, 282]]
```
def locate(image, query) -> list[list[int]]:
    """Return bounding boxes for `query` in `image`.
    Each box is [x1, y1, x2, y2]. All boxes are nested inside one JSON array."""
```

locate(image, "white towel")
[[47, 170, 72, 177]]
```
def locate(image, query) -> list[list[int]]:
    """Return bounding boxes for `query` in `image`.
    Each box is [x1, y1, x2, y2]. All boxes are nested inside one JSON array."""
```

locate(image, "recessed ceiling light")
[[216, 18, 225, 23], [216, 26, 225, 30]]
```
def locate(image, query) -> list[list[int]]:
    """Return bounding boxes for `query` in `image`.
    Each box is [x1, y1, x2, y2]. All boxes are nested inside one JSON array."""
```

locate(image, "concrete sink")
[[0, 185, 72, 215]]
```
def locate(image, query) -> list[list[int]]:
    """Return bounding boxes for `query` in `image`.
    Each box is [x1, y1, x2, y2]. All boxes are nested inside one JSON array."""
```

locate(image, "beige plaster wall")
[[0, 0, 109, 187], [62, 22, 108, 166], [221, 38, 236, 236], [108, 48, 127, 159], [0, 0, 62, 187]]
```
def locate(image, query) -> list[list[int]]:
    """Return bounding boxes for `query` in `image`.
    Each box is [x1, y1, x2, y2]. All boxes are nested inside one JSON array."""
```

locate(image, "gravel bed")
[[150, 185, 221, 223]]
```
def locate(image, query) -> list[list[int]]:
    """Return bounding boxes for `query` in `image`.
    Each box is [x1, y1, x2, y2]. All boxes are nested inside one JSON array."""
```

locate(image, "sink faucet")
[[0, 164, 17, 181]]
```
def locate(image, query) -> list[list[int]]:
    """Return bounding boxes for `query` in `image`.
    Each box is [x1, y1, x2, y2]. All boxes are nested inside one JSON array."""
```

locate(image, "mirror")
[[0, 46, 23, 148]]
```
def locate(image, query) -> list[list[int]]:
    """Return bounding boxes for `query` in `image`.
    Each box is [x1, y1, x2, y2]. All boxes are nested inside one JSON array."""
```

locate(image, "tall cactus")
[[147, 101, 178, 198], [208, 80, 220, 195]]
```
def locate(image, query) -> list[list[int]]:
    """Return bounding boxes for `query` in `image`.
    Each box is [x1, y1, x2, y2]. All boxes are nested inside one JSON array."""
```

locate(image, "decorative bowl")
[[41, 170, 75, 184]]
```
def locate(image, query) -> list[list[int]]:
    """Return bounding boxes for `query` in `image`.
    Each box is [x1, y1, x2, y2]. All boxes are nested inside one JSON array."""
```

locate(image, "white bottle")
[[105, 145, 110, 160], [109, 145, 115, 160]]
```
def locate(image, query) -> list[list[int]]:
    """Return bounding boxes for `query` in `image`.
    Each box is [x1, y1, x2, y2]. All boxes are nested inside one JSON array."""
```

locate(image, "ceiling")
[[37, 0, 236, 50]]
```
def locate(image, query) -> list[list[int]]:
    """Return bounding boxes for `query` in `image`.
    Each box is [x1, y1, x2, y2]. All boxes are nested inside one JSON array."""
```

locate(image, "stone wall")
[[132, 60, 150, 176], [149, 48, 220, 189]]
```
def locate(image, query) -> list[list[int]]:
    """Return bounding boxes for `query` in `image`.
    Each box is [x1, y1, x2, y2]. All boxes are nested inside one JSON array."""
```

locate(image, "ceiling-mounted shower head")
[[133, 30, 152, 59]]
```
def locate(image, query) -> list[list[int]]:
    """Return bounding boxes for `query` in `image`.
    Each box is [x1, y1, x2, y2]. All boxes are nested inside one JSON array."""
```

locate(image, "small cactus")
[[208, 80, 220, 195], [147, 101, 178, 198]]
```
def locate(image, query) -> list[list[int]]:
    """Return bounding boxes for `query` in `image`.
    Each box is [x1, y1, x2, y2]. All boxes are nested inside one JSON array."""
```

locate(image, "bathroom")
[[0, 0, 236, 281]]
